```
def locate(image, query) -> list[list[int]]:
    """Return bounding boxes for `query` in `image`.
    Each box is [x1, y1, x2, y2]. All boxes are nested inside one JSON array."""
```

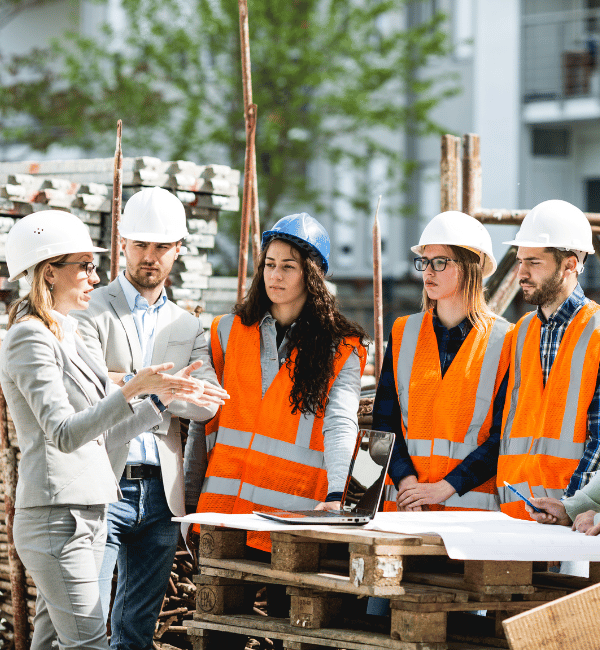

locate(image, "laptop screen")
[[340, 429, 395, 515]]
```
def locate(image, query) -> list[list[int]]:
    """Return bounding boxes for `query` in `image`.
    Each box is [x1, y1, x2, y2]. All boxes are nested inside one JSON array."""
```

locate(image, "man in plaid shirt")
[[497, 200, 600, 522]]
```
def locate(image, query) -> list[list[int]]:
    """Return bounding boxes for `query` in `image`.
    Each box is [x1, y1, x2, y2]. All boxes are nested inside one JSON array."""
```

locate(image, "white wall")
[[1, 0, 81, 56], [473, 0, 521, 263]]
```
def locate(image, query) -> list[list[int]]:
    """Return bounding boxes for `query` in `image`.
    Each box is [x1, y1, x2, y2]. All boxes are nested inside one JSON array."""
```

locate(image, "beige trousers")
[[14, 504, 108, 650]]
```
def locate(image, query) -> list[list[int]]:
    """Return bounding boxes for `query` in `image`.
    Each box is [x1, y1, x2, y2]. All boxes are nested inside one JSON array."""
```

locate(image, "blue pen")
[[503, 481, 542, 513]]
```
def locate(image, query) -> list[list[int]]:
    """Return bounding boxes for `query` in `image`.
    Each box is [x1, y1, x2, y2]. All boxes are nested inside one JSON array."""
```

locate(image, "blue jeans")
[[99, 476, 179, 650]]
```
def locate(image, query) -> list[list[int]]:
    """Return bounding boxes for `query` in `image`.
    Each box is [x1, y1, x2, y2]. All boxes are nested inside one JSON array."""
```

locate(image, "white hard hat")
[[6, 210, 107, 282], [411, 211, 497, 278], [503, 200, 594, 254], [119, 187, 189, 243]]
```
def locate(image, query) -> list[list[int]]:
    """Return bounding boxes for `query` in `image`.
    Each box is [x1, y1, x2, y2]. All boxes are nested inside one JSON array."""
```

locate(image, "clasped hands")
[[395, 475, 456, 511]]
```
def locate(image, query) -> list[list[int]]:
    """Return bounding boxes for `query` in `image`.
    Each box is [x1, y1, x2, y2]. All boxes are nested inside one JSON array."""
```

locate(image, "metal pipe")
[[237, 104, 257, 304], [237, 0, 260, 300], [110, 120, 123, 281], [475, 209, 600, 227], [372, 196, 383, 384]]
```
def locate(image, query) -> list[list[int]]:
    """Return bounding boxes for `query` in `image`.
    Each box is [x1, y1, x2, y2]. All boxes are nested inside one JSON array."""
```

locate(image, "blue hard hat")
[[261, 213, 330, 273]]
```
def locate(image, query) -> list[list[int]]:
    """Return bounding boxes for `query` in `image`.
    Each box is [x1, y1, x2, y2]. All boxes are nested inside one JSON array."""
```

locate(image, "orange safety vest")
[[382, 311, 512, 512], [497, 302, 600, 519], [196, 314, 366, 551]]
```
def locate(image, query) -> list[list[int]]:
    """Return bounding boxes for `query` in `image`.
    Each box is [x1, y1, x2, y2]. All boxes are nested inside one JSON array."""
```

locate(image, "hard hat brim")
[[503, 238, 595, 254], [119, 230, 188, 243], [411, 243, 497, 278], [7, 245, 108, 282]]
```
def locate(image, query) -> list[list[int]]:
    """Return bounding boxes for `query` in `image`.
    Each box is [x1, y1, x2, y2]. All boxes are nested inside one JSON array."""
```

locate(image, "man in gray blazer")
[[75, 187, 227, 650]]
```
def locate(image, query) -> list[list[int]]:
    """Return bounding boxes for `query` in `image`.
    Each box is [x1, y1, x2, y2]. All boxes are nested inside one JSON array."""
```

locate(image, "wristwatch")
[[122, 372, 136, 384]]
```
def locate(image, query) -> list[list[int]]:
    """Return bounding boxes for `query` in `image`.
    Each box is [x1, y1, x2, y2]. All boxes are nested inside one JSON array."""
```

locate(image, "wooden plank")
[[185, 615, 447, 650], [502, 581, 600, 650], [197, 525, 246, 560], [463, 561, 532, 587], [350, 547, 403, 588], [402, 572, 534, 596], [271, 538, 320, 572], [391, 609, 447, 643], [270, 528, 445, 549], [532, 571, 595, 592], [288, 587, 343, 628], [391, 600, 557, 613], [197, 557, 405, 597]]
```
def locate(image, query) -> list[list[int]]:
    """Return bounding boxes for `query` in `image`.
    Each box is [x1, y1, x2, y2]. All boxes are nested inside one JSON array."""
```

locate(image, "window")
[[531, 128, 571, 156]]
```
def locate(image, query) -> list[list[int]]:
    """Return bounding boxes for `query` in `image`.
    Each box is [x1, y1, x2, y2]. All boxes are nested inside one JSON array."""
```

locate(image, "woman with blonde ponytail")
[[0, 210, 209, 650], [373, 211, 513, 513]]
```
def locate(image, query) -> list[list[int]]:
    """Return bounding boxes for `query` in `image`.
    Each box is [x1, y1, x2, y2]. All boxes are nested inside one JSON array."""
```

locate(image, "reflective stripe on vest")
[[197, 313, 365, 551], [388, 312, 511, 512], [497, 482, 564, 505], [498, 303, 600, 519]]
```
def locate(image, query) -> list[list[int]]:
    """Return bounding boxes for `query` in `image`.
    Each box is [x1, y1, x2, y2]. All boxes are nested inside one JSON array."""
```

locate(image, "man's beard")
[[521, 267, 563, 307], [129, 267, 166, 290]]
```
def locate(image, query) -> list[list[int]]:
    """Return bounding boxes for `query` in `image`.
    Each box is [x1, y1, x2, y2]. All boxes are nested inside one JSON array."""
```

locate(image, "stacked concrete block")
[[0, 157, 242, 330]]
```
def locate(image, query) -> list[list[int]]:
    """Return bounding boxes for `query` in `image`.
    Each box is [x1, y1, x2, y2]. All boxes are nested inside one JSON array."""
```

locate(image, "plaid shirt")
[[372, 314, 507, 495], [535, 283, 600, 497]]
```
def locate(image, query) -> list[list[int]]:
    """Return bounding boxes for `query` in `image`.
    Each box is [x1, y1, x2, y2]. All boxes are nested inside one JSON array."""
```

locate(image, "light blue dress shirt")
[[118, 272, 168, 466]]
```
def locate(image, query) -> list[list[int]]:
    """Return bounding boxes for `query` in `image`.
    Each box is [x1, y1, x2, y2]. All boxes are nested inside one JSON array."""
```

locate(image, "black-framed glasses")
[[414, 256, 457, 272], [51, 261, 98, 277]]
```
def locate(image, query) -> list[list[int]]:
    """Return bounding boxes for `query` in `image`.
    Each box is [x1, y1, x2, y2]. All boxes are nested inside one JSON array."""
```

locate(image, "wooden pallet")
[[187, 525, 591, 649]]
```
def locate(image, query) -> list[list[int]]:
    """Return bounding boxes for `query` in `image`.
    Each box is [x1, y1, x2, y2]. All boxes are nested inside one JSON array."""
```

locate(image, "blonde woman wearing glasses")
[[373, 211, 513, 513], [0, 211, 211, 650]]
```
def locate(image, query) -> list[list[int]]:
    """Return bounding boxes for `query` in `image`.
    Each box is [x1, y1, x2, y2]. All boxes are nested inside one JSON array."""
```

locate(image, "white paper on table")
[[175, 510, 600, 562], [175, 512, 333, 552], [365, 511, 600, 561]]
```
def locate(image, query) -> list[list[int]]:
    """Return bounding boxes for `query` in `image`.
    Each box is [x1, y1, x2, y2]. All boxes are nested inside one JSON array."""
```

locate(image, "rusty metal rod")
[[237, 0, 260, 298], [110, 120, 123, 281], [475, 209, 600, 227], [237, 104, 257, 305], [487, 261, 521, 316], [372, 196, 383, 384]]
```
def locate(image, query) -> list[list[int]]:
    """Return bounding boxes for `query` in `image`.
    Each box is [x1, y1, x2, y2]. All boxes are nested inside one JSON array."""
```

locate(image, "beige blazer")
[[0, 318, 163, 508], [74, 279, 219, 517]]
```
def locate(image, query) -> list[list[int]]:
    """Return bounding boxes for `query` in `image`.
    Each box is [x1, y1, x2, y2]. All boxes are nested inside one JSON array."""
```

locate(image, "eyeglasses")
[[51, 261, 98, 277], [414, 256, 457, 272]]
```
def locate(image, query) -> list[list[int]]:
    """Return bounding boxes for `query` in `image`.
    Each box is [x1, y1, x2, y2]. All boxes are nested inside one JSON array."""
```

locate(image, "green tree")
[[0, 0, 458, 243]]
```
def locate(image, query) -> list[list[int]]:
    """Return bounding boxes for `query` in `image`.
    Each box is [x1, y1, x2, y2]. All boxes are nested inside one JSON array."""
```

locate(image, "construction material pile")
[[0, 157, 241, 329]]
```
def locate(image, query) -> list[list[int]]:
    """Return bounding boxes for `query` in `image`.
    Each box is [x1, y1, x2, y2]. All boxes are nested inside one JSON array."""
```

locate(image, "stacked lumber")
[[0, 157, 241, 327], [188, 525, 599, 650]]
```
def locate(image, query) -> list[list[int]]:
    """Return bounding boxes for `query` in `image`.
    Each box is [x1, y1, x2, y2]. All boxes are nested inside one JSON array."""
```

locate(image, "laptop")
[[254, 429, 395, 525]]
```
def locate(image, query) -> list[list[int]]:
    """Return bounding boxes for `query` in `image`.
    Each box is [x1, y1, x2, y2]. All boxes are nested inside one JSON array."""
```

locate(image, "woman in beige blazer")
[[0, 211, 205, 650]]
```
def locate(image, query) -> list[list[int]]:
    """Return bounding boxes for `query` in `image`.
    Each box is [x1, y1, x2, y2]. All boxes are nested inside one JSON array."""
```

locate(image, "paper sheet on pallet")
[[176, 511, 600, 561]]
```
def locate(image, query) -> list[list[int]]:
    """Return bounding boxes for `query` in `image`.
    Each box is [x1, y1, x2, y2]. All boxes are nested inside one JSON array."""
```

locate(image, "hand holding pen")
[[524, 496, 572, 527]]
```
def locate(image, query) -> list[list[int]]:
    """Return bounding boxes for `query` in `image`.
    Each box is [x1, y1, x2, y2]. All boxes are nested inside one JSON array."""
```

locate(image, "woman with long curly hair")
[[373, 211, 513, 513], [187, 213, 368, 553]]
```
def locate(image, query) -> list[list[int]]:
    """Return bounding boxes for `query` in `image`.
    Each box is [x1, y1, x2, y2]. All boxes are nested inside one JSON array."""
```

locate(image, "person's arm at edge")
[[321, 349, 362, 505], [564, 365, 600, 497]]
